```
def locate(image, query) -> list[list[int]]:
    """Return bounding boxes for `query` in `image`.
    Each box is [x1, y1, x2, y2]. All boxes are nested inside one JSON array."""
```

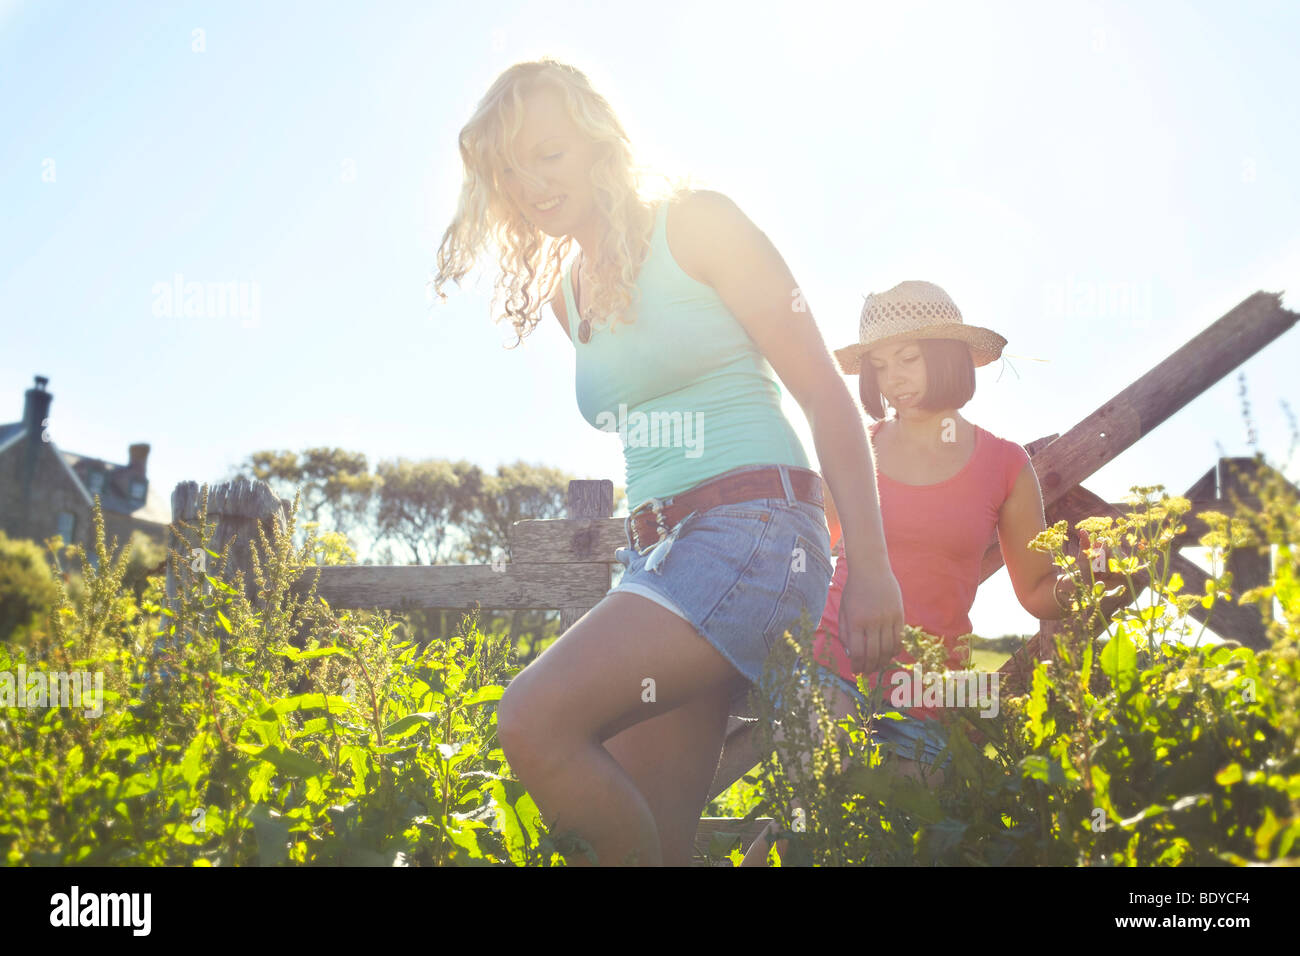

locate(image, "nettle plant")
[[741, 462, 1299, 866], [0, 492, 561, 866]]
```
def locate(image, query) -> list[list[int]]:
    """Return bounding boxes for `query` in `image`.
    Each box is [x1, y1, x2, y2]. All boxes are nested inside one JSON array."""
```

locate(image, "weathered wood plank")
[[299, 562, 610, 610], [1038, 292, 1295, 506], [977, 292, 1297, 580], [509, 516, 627, 563], [997, 475, 1277, 686], [560, 480, 614, 632], [167, 478, 290, 608], [1169, 551, 1271, 649], [568, 479, 614, 521], [1023, 433, 1060, 457]]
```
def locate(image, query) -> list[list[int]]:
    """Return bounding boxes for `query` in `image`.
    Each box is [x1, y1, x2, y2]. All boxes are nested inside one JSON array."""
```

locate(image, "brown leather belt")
[[629, 466, 823, 554]]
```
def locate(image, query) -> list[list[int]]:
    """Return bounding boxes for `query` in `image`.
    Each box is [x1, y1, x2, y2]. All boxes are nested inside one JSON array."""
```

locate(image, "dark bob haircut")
[[858, 338, 976, 420]]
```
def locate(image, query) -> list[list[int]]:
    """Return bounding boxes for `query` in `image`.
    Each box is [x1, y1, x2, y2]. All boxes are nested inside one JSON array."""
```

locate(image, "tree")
[[233, 447, 378, 543], [460, 461, 571, 563], [374, 458, 482, 566], [0, 530, 60, 644]]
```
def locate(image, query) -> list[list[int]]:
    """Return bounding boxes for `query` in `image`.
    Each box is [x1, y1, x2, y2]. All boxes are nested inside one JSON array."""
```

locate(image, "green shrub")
[[747, 459, 1300, 866], [0, 490, 559, 866], [0, 530, 62, 645]]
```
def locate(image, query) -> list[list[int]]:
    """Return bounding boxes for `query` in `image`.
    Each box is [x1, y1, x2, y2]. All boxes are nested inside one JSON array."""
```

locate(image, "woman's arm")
[[667, 190, 902, 674], [822, 477, 843, 552], [998, 463, 1065, 619], [1000, 462, 1133, 619]]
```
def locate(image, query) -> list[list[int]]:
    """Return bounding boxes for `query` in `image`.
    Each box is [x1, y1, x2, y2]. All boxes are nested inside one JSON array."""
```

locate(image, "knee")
[[495, 680, 533, 771], [496, 676, 564, 783]]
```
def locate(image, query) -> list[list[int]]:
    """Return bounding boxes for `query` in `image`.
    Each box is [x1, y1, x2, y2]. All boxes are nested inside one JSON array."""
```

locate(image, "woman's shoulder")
[[974, 423, 1030, 461], [662, 188, 753, 282], [666, 187, 739, 217], [972, 423, 1033, 499]]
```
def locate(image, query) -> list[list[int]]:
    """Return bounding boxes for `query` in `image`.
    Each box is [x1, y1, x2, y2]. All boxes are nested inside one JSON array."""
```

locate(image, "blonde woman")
[[433, 59, 902, 866]]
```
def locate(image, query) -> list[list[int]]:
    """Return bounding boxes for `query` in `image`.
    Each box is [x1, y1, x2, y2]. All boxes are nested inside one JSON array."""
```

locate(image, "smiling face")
[[867, 339, 927, 411], [495, 84, 600, 241]]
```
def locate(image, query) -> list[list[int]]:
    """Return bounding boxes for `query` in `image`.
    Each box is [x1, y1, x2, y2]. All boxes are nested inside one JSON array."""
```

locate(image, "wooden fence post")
[[165, 478, 292, 634], [559, 479, 614, 633]]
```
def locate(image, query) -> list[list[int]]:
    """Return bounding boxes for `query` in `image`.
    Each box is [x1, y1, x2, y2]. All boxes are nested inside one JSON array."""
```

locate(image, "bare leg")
[[602, 683, 736, 865], [496, 592, 743, 866]]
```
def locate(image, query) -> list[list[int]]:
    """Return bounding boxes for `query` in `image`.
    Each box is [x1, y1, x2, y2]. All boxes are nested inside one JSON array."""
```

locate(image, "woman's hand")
[[1076, 529, 1134, 599], [839, 562, 904, 675]]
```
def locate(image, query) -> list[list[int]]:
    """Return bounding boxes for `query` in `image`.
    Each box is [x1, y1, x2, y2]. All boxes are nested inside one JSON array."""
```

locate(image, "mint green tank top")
[[562, 197, 810, 509]]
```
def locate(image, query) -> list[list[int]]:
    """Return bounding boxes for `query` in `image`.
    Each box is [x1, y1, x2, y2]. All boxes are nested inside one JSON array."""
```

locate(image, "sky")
[[2, 0, 1298, 639]]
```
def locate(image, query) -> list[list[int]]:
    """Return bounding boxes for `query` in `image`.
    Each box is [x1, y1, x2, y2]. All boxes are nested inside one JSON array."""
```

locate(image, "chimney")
[[23, 375, 52, 444], [128, 442, 150, 476], [20, 375, 52, 509]]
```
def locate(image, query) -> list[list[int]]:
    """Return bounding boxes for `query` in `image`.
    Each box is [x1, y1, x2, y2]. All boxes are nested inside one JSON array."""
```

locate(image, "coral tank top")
[[812, 418, 1031, 720]]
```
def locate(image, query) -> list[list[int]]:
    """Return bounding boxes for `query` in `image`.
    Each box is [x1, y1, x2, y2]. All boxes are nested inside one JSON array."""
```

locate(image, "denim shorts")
[[806, 660, 951, 775], [611, 464, 833, 696], [777, 659, 953, 771]]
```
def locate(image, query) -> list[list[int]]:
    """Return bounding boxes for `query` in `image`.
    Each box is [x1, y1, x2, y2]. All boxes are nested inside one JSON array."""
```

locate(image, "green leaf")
[[203, 574, 240, 596], [371, 743, 419, 754], [1027, 664, 1050, 748], [274, 645, 350, 662], [463, 685, 505, 706], [1254, 807, 1281, 859], [119, 773, 155, 798], [255, 744, 329, 779], [180, 732, 211, 788], [1100, 627, 1137, 695], [445, 820, 490, 863], [261, 693, 350, 718], [1215, 763, 1243, 787], [491, 779, 528, 864], [244, 804, 291, 866], [382, 712, 440, 740]]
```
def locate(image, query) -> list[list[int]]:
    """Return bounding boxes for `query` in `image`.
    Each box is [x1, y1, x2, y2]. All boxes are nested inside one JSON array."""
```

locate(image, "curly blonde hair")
[[434, 58, 679, 345]]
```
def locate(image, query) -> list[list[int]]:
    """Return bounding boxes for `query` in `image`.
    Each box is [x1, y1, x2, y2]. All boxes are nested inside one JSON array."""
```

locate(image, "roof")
[[62, 451, 171, 526], [0, 421, 24, 450], [0, 422, 169, 527]]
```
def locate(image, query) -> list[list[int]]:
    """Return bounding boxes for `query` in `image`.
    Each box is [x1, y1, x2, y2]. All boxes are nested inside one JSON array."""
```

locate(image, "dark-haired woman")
[[743, 280, 1119, 865]]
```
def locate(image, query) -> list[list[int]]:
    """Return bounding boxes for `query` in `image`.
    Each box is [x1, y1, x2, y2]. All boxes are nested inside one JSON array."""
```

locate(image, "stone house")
[[0, 375, 170, 553]]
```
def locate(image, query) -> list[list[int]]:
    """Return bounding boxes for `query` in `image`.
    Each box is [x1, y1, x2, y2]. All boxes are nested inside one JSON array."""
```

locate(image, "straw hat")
[[833, 280, 1007, 374]]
